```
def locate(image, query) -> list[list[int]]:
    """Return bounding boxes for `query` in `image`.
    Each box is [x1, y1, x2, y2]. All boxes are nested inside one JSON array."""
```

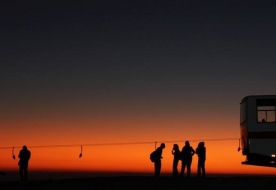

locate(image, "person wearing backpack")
[[153, 143, 166, 177], [180, 141, 195, 177]]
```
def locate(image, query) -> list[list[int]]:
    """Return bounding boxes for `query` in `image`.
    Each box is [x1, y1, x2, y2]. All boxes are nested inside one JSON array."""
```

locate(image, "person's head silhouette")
[[185, 141, 190, 146], [173, 144, 179, 150]]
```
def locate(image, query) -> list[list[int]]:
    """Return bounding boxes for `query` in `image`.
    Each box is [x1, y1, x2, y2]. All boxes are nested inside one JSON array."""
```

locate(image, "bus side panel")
[[249, 139, 276, 157], [240, 124, 248, 155]]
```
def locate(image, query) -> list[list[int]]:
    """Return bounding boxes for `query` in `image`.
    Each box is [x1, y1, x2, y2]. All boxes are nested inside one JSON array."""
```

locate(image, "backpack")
[[150, 150, 157, 162]]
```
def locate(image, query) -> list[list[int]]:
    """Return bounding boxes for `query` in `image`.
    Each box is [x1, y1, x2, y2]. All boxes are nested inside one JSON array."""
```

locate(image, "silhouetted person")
[[18, 145, 31, 181], [195, 142, 206, 177], [154, 143, 166, 177], [180, 141, 195, 177], [172, 144, 181, 177]]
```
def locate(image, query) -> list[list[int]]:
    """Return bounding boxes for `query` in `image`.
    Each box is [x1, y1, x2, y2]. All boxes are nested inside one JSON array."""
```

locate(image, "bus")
[[240, 95, 276, 167]]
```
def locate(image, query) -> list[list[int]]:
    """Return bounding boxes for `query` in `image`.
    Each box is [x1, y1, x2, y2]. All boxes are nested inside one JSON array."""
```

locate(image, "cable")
[[0, 137, 239, 149]]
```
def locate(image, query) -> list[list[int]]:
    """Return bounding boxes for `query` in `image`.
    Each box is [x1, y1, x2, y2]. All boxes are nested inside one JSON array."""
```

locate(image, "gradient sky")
[[1, 0, 276, 179]]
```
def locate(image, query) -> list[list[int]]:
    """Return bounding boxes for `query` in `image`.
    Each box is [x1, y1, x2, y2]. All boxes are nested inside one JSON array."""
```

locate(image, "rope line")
[[0, 137, 239, 149]]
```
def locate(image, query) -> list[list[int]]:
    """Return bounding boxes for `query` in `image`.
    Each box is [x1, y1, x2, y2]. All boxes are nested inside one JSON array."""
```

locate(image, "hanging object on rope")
[[12, 147, 16, 160], [79, 145, 82, 158]]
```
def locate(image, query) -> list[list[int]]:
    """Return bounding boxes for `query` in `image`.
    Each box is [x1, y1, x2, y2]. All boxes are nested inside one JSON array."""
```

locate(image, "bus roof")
[[240, 95, 276, 104]]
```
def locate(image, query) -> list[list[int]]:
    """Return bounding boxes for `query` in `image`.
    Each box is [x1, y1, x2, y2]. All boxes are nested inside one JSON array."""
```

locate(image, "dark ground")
[[1, 176, 276, 190]]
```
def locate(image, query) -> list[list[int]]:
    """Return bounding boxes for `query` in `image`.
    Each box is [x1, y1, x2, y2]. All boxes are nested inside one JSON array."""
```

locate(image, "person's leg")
[[154, 161, 161, 177], [159, 162, 162, 176], [176, 161, 179, 176], [187, 159, 192, 177], [202, 161, 205, 177], [172, 161, 178, 177], [24, 167, 28, 181], [179, 161, 184, 177], [183, 164, 187, 176], [154, 162, 157, 177], [172, 163, 175, 176], [197, 160, 201, 177], [173, 167, 178, 176], [19, 167, 24, 181]]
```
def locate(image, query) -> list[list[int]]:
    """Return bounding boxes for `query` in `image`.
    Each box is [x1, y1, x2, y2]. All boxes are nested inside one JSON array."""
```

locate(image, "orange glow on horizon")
[[1, 114, 276, 177]]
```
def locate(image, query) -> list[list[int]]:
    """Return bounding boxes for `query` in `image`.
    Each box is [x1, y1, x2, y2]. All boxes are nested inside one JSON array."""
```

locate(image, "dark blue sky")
[[1, 0, 276, 119]]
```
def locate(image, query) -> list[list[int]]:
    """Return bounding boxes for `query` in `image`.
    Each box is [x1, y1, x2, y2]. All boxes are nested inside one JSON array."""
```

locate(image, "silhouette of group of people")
[[153, 141, 206, 178], [4, 142, 204, 181]]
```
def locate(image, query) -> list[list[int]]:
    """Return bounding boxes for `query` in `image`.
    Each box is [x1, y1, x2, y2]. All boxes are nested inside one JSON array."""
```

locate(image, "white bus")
[[240, 95, 276, 167]]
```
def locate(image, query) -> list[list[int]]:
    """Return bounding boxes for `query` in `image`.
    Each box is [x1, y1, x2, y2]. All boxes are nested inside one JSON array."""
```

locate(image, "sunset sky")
[[1, 0, 276, 180]]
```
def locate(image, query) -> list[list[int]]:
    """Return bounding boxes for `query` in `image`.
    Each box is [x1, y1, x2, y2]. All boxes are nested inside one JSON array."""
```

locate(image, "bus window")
[[257, 106, 276, 123], [267, 110, 276, 122]]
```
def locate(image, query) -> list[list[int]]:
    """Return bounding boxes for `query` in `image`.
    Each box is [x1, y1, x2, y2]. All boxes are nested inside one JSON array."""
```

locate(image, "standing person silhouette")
[[154, 143, 166, 177], [18, 145, 31, 181], [172, 144, 181, 177], [180, 141, 195, 177], [195, 142, 206, 177]]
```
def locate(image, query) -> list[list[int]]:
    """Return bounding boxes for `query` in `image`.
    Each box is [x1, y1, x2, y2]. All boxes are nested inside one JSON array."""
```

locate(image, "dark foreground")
[[1, 176, 276, 190]]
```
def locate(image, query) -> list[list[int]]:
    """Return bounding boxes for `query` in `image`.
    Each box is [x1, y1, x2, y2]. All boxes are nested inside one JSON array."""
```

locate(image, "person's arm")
[[191, 147, 195, 156], [172, 149, 175, 155]]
